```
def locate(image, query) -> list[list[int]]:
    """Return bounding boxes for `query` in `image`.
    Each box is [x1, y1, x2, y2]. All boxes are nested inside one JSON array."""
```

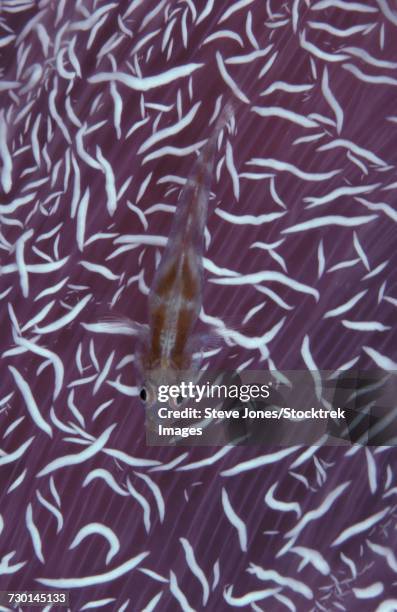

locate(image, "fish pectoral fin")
[[187, 329, 226, 366], [83, 316, 149, 337]]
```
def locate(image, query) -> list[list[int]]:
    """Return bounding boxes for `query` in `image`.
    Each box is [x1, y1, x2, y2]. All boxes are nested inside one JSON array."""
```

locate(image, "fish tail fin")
[[208, 100, 236, 148]]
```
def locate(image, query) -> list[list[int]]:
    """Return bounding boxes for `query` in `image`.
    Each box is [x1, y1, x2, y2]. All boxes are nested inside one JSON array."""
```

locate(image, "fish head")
[[138, 366, 195, 432]]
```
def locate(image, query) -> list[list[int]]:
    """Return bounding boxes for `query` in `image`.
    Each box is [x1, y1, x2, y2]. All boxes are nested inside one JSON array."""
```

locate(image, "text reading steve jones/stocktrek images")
[[153, 381, 345, 437]]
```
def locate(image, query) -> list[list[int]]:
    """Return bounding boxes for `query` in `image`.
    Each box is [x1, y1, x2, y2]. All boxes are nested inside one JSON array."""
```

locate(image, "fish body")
[[145, 141, 214, 371], [138, 109, 231, 424]]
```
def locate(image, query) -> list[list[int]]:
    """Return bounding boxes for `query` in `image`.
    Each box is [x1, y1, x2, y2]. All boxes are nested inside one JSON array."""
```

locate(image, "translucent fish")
[[136, 106, 233, 427]]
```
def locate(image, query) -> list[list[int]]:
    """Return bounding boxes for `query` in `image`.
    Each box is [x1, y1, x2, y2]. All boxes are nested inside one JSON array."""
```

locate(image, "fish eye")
[[140, 388, 147, 402]]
